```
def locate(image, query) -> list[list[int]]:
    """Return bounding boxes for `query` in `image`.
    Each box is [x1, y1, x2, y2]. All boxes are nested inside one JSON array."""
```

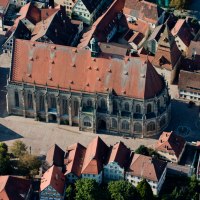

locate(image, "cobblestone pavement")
[[0, 116, 156, 155]]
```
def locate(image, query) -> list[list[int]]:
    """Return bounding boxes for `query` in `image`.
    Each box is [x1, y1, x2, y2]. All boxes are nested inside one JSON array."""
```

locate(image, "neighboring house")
[[155, 131, 186, 163], [81, 137, 109, 184], [71, 0, 113, 25], [125, 154, 167, 195], [178, 70, 200, 103], [147, 24, 165, 54], [64, 143, 86, 183], [171, 19, 194, 54], [78, 0, 125, 48], [104, 142, 131, 182], [54, 0, 78, 16], [40, 165, 65, 200], [0, 176, 32, 200], [123, 0, 164, 28], [7, 38, 171, 138], [152, 25, 182, 84], [10, 0, 27, 7], [45, 144, 65, 170], [31, 9, 79, 46], [0, 0, 10, 31], [178, 41, 200, 102], [3, 20, 31, 53]]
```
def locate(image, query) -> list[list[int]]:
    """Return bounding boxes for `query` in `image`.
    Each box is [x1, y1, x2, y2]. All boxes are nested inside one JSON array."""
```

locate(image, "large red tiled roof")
[[40, 165, 65, 194], [46, 144, 65, 167], [81, 136, 109, 174], [11, 39, 164, 99], [124, 0, 163, 24], [65, 143, 86, 177], [128, 154, 167, 182], [0, 176, 31, 200], [107, 141, 131, 169], [155, 131, 186, 158]]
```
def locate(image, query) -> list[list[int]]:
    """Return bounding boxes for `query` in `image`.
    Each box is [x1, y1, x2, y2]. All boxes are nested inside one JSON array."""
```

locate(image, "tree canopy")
[[135, 145, 158, 158], [75, 179, 100, 200], [10, 140, 27, 158], [0, 143, 10, 175], [136, 179, 154, 200], [108, 180, 140, 200]]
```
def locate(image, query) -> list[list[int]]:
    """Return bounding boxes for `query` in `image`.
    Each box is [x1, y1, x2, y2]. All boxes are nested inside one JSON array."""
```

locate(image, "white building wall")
[[81, 171, 103, 184], [104, 162, 124, 181]]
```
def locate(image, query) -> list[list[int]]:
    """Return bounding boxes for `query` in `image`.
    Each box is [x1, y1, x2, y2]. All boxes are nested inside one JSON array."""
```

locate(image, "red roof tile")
[[155, 131, 186, 158], [0, 0, 9, 10], [40, 165, 65, 194], [11, 39, 164, 99], [107, 141, 131, 169], [81, 136, 109, 174], [128, 154, 167, 182], [65, 143, 86, 177], [0, 176, 31, 200]]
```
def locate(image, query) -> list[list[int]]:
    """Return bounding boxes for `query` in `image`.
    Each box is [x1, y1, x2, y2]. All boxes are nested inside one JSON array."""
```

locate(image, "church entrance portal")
[[49, 114, 57, 123]]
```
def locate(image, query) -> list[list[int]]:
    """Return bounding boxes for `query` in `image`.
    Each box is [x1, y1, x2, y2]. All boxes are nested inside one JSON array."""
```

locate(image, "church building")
[[7, 38, 171, 138]]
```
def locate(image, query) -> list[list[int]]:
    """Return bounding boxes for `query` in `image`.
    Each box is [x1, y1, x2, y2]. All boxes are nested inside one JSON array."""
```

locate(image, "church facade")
[[7, 39, 171, 138]]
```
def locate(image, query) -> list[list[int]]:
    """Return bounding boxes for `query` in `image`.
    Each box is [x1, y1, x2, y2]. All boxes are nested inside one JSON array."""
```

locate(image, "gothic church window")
[[27, 93, 33, 109], [83, 116, 91, 127], [15, 91, 19, 107], [147, 122, 156, 132], [62, 99, 68, 115], [87, 99, 92, 108], [39, 95, 45, 111], [100, 98, 106, 109], [50, 96, 56, 109], [147, 104, 152, 113], [113, 100, 118, 110], [124, 102, 129, 111], [122, 120, 129, 130], [111, 118, 117, 128], [134, 123, 142, 132], [74, 99, 79, 117], [136, 104, 141, 113]]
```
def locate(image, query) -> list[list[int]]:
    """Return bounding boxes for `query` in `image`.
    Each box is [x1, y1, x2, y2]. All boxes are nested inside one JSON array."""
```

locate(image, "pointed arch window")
[[122, 120, 129, 130], [15, 91, 19, 107], [39, 95, 45, 111], [27, 93, 33, 109]]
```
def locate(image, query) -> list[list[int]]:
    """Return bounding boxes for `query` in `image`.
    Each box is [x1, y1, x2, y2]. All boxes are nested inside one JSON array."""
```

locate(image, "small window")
[[27, 93, 33, 109]]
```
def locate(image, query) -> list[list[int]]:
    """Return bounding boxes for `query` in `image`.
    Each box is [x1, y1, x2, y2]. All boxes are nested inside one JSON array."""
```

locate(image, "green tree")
[[66, 185, 74, 200], [108, 180, 140, 200], [136, 179, 154, 200], [75, 179, 100, 200], [0, 143, 10, 175], [10, 141, 27, 158], [18, 154, 41, 177], [135, 145, 158, 158]]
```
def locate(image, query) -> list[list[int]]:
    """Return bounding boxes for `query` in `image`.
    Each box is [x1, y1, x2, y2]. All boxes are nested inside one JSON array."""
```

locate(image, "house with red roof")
[[104, 141, 131, 182], [0, 176, 32, 200], [125, 154, 167, 195], [81, 136, 109, 184], [155, 131, 186, 163], [64, 143, 86, 183], [0, 0, 10, 31], [171, 19, 194, 54], [40, 165, 65, 200]]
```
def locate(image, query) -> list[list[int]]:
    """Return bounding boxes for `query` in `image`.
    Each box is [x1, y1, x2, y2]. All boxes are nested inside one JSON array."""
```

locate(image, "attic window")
[[72, 64, 76, 67], [48, 77, 52, 81], [140, 74, 145, 78], [86, 83, 89, 86], [92, 58, 96, 62], [88, 66, 92, 70], [27, 73, 31, 77], [29, 57, 34, 61], [95, 67, 99, 71], [51, 46, 56, 50], [122, 90, 126, 94], [32, 43, 35, 47], [70, 80, 74, 84], [50, 60, 55, 64], [97, 77, 101, 81], [105, 88, 109, 91], [124, 71, 128, 75], [72, 48, 78, 53], [108, 69, 112, 73]]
